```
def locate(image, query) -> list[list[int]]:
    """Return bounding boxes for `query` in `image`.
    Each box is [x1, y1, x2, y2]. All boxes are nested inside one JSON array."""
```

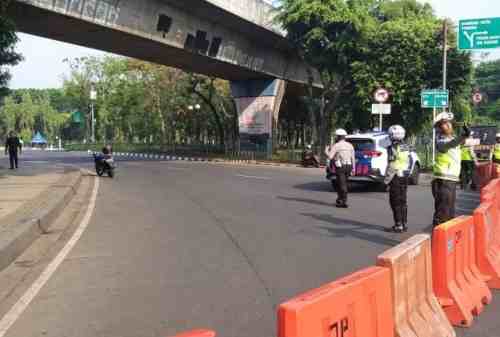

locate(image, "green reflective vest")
[[434, 142, 461, 182], [390, 145, 410, 175], [494, 144, 500, 161], [461, 146, 474, 161]]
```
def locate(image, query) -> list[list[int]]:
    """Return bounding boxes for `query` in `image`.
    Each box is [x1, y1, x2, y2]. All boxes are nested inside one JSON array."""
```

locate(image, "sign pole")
[[379, 112, 383, 131], [432, 107, 436, 165], [443, 20, 448, 91]]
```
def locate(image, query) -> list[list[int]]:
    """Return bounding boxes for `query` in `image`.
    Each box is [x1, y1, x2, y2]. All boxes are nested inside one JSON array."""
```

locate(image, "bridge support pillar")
[[230, 79, 286, 158]]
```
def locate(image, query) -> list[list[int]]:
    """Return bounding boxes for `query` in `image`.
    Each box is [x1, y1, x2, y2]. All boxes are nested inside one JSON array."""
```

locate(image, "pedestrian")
[[460, 133, 478, 190], [385, 125, 412, 233], [432, 113, 470, 227], [491, 133, 500, 164], [325, 129, 355, 208], [5, 131, 22, 170]]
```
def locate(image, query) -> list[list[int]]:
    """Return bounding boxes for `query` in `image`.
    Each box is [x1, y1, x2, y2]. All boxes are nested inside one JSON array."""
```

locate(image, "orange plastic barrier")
[[432, 216, 492, 327], [474, 202, 500, 289], [493, 163, 500, 179], [377, 234, 455, 337], [476, 163, 493, 189], [168, 330, 215, 337], [278, 266, 393, 337]]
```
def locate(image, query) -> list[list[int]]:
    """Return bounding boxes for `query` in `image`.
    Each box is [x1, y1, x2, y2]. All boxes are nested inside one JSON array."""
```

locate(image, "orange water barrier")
[[168, 330, 216, 337], [278, 266, 394, 337], [432, 216, 492, 327], [377, 234, 455, 337]]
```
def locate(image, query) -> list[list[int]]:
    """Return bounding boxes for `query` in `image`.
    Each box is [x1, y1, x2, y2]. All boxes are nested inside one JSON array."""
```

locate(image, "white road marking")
[[235, 174, 271, 180], [0, 176, 100, 337]]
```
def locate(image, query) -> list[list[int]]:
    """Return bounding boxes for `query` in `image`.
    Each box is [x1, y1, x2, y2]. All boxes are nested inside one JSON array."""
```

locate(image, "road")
[[0, 150, 497, 337]]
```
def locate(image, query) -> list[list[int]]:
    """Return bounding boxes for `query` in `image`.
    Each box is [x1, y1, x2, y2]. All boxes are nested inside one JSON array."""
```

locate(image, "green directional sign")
[[421, 90, 449, 109], [459, 17, 500, 50], [71, 110, 84, 124]]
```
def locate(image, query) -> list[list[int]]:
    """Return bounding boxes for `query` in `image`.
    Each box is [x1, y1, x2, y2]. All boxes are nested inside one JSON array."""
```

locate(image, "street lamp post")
[[90, 85, 97, 143]]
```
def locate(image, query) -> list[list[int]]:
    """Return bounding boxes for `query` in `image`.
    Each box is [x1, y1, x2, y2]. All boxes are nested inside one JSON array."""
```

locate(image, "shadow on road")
[[298, 213, 402, 247], [294, 181, 386, 193], [276, 196, 333, 207]]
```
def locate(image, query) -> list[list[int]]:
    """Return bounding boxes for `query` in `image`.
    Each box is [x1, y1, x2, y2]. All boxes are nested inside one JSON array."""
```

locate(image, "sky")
[[8, 0, 500, 89]]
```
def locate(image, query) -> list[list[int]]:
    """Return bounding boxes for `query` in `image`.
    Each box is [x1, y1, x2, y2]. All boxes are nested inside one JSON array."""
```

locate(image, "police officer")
[[432, 113, 470, 227], [5, 131, 22, 170], [492, 133, 500, 164], [460, 133, 477, 190], [325, 129, 355, 208], [385, 125, 412, 233]]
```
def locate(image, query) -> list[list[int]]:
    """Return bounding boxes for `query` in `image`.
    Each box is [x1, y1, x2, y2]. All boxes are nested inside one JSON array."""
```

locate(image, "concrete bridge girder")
[[11, 0, 318, 91]]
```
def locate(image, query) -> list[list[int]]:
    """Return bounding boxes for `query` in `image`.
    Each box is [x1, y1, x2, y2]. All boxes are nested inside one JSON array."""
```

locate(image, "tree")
[[277, 0, 374, 159], [0, 0, 23, 99], [473, 60, 500, 125]]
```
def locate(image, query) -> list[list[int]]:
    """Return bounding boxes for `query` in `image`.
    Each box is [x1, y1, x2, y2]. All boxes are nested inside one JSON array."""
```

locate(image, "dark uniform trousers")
[[389, 176, 408, 225], [335, 166, 351, 205], [9, 150, 18, 169], [460, 161, 475, 189], [432, 179, 457, 227]]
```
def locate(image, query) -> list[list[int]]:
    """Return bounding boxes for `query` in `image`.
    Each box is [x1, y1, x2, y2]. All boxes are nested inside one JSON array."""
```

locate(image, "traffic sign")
[[459, 17, 500, 50], [473, 92, 483, 104], [374, 88, 389, 103], [421, 90, 449, 109], [371, 104, 391, 115]]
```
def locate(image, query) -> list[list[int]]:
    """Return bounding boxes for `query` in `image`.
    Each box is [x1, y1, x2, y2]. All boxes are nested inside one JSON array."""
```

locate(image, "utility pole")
[[90, 86, 97, 143], [442, 20, 448, 92]]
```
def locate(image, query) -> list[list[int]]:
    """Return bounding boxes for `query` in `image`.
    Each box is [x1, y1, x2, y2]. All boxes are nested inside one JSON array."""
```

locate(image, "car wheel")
[[409, 164, 420, 185]]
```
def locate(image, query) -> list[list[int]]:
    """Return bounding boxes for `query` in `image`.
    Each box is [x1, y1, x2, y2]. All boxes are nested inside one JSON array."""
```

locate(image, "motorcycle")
[[93, 153, 115, 178], [301, 149, 320, 168]]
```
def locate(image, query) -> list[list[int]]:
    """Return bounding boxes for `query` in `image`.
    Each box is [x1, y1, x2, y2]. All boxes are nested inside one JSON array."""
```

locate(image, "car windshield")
[[348, 139, 374, 152]]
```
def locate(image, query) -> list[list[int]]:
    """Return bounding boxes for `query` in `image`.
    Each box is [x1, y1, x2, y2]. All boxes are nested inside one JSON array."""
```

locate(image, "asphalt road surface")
[[1, 150, 497, 337]]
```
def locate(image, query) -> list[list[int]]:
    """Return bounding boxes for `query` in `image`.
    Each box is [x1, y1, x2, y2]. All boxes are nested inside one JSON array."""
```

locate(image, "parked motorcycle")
[[93, 153, 115, 178]]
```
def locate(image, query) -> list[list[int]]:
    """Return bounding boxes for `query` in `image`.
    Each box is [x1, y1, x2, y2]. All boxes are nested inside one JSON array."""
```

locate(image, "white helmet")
[[434, 112, 454, 127], [388, 125, 406, 141], [335, 129, 348, 137]]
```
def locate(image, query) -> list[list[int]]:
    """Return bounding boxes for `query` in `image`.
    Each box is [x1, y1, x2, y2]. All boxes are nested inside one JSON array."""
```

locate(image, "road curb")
[[0, 169, 83, 273]]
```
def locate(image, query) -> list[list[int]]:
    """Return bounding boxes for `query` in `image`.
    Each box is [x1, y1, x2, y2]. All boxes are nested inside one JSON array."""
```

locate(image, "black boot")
[[402, 206, 408, 232]]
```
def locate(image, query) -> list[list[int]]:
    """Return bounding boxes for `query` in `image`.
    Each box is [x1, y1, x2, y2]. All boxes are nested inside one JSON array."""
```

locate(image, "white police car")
[[326, 132, 421, 189]]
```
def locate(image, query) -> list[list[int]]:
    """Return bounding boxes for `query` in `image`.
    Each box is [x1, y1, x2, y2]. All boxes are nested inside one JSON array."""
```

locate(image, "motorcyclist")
[[325, 129, 355, 208], [302, 144, 319, 168], [99, 144, 114, 167], [385, 125, 412, 233]]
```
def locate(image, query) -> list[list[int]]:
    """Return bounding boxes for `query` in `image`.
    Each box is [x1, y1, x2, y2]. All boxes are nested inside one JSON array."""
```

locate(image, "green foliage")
[[60, 56, 237, 146], [474, 60, 500, 126], [277, 0, 474, 145], [0, 1, 23, 99], [0, 90, 70, 143]]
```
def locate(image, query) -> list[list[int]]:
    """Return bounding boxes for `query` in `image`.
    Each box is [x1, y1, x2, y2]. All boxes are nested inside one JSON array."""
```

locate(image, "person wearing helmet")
[[302, 144, 319, 168], [460, 132, 478, 190], [492, 133, 500, 164], [432, 112, 470, 227], [325, 129, 355, 208], [385, 125, 412, 233]]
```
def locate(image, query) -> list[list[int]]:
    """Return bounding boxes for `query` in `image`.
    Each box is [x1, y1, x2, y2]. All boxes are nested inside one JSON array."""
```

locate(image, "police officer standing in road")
[[385, 125, 412, 233], [432, 113, 470, 227], [460, 133, 478, 190], [325, 129, 355, 208], [5, 131, 22, 170]]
